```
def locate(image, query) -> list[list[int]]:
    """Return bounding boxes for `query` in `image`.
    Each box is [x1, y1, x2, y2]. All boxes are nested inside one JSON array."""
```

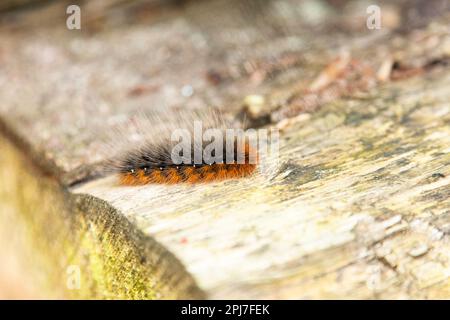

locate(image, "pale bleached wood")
[[75, 70, 450, 299], [0, 0, 449, 299]]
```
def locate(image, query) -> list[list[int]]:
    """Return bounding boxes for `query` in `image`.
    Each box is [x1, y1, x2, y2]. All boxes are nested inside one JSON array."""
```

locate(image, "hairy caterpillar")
[[117, 140, 257, 185], [102, 109, 261, 186]]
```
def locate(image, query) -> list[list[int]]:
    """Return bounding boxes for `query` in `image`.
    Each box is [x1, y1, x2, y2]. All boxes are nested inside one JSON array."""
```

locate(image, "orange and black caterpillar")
[[118, 141, 256, 185], [104, 110, 258, 186]]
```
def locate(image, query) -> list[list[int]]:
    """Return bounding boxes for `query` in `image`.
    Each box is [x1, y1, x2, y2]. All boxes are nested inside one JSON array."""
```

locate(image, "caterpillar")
[[102, 109, 261, 186], [117, 140, 257, 185]]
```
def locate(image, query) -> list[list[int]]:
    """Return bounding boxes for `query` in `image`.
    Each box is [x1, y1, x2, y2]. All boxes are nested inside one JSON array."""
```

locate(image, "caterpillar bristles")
[[100, 109, 259, 185]]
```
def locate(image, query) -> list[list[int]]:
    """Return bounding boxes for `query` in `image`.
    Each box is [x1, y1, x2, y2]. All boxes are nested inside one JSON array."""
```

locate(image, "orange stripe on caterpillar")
[[119, 163, 256, 185]]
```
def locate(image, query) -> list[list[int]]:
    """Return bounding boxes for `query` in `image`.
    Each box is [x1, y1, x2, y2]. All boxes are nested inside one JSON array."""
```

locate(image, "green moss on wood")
[[0, 132, 205, 299]]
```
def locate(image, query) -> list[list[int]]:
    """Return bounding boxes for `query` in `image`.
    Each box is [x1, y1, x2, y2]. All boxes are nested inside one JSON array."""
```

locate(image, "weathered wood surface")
[[0, 0, 449, 299]]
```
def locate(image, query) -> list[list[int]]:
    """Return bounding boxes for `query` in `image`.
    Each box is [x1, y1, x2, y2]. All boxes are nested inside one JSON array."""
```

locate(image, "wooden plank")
[[0, 0, 449, 299]]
